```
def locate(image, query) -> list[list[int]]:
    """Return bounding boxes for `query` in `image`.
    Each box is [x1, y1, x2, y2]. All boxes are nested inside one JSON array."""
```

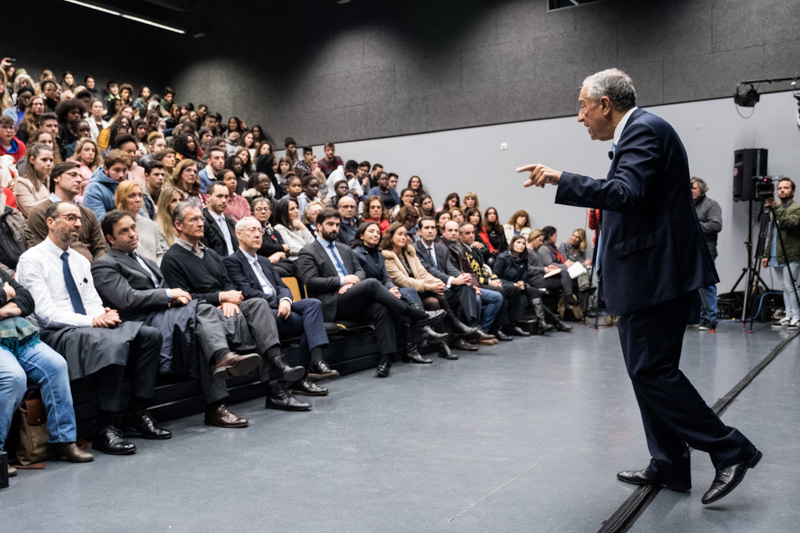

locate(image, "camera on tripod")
[[752, 175, 775, 200]]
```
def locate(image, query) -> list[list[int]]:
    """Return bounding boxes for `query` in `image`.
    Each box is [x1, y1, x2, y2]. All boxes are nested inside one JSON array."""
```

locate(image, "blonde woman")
[[114, 180, 167, 265], [155, 186, 184, 247], [71, 137, 103, 199], [14, 143, 53, 217]]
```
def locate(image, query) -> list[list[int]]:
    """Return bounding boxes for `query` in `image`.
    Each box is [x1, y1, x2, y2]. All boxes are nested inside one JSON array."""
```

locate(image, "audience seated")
[[91, 210, 263, 428], [296, 208, 444, 378], [17, 201, 170, 456], [0, 267, 94, 474], [140, 159, 165, 219], [525, 230, 574, 332], [438, 192, 460, 214], [154, 186, 183, 247], [225, 217, 337, 394], [159, 201, 308, 412], [503, 209, 532, 244], [14, 142, 53, 217], [114, 180, 167, 265], [82, 149, 131, 221], [296, 174, 321, 218], [221, 168, 251, 222], [317, 142, 344, 180], [335, 195, 359, 244], [250, 197, 293, 276], [0, 115, 26, 164], [366, 171, 399, 211], [170, 158, 206, 208], [478, 207, 508, 263], [0, 187, 27, 274], [302, 200, 326, 238], [559, 228, 592, 290], [361, 195, 390, 232], [25, 161, 108, 262], [198, 145, 225, 194], [202, 182, 239, 257], [274, 197, 315, 260], [539, 226, 565, 266]]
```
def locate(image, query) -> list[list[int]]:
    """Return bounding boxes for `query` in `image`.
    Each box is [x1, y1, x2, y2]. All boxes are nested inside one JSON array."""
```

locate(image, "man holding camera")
[[762, 178, 800, 329], [691, 177, 722, 331]]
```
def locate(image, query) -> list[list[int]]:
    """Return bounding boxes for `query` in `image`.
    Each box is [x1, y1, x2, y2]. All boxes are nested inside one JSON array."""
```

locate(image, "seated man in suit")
[[161, 201, 310, 411], [458, 222, 530, 339], [415, 216, 488, 351], [202, 182, 238, 257], [26, 161, 108, 262], [225, 216, 335, 396], [92, 210, 265, 428], [16, 201, 170, 456], [296, 208, 445, 377]]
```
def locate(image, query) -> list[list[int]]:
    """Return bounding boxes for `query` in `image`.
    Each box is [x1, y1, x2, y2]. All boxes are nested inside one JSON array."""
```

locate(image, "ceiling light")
[[63, 0, 186, 35]]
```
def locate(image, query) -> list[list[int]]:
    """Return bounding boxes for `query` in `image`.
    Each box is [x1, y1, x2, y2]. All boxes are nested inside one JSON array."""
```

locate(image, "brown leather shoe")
[[468, 329, 496, 344], [204, 404, 248, 428], [47, 442, 94, 463], [213, 352, 261, 381], [8, 464, 17, 477], [452, 337, 479, 351]]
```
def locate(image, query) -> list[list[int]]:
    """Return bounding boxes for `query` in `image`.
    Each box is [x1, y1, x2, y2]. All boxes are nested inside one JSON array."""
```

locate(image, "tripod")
[[746, 202, 800, 331], [729, 199, 770, 320]]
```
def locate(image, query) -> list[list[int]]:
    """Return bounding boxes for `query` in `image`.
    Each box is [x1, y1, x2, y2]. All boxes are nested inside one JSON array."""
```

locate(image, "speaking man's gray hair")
[[582, 68, 636, 111]]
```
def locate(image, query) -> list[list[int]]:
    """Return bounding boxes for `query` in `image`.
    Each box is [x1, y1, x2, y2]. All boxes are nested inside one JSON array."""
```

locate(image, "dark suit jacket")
[[223, 248, 292, 307], [414, 239, 462, 284], [296, 239, 365, 321], [352, 245, 395, 289], [202, 208, 239, 257], [555, 108, 717, 315], [90, 247, 171, 321]]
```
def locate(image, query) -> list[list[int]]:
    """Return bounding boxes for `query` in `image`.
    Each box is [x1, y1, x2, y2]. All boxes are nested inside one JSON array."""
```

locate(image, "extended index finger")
[[516, 164, 539, 173]]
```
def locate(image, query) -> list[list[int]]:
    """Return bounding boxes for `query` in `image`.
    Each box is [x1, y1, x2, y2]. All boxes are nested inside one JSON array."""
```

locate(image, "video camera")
[[753, 176, 774, 200]]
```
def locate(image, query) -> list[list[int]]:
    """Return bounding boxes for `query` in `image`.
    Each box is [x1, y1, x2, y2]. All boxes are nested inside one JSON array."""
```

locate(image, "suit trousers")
[[273, 298, 328, 366], [618, 292, 755, 482], [94, 325, 161, 412], [334, 278, 407, 355], [446, 284, 479, 325]]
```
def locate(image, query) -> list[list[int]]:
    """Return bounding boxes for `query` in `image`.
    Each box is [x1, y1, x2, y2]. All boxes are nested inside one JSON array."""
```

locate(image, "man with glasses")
[[26, 161, 108, 262], [336, 195, 359, 244], [17, 201, 169, 456]]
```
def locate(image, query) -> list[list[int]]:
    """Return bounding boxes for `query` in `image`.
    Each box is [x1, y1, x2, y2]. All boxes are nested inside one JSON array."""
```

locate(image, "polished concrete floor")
[[1, 321, 797, 532]]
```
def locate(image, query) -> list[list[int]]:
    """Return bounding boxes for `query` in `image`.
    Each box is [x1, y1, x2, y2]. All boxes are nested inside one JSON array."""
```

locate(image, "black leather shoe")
[[555, 320, 573, 332], [375, 362, 391, 377], [422, 326, 449, 344], [415, 309, 446, 327], [204, 405, 248, 428], [47, 442, 94, 463], [121, 411, 172, 440], [438, 343, 458, 360], [509, 325, 531, 337], [493, 329, 513, 341], [701, 449, 762, 504], [452, 337, 479, 351], [268, 351, 306, 383], [308, 360, 339, 381], [292, 377, 329, 396], [266, 389, 312, 411], [617, 468, 691, 492], [92, 426, 137, 455]]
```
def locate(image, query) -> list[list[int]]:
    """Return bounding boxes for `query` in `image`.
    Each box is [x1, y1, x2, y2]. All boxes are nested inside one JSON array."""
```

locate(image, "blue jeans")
[[697, 253, 718, 324], [774, 261, 800, 321], [0, 342, 77, 448], [478, 288, 503, 331]]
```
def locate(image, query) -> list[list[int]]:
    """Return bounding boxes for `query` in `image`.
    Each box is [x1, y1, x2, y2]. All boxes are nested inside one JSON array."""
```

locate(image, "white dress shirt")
[[215, 212, 235, 256], [16, 237, 106, 328]]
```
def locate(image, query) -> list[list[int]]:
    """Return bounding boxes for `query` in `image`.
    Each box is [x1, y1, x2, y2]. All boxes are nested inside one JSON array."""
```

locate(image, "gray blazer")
[[296, 239, 365, 321], [90, 247, 171, 321]]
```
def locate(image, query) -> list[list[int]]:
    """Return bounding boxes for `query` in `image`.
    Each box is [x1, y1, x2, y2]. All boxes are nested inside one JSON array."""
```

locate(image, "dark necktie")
[[328, 242, 348, 276], [608, 142, 616, 160], [428, 246, 437, 269], [61, 252, 86, 315]]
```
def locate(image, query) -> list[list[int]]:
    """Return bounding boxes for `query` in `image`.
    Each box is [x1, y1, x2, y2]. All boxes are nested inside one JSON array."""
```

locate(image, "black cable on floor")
[[596, 329, 800, 533]]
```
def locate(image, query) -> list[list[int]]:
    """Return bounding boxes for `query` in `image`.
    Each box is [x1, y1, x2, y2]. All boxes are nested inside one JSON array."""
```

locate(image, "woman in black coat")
[[494, 235, 552, 334], [251, 197, 294, 276]]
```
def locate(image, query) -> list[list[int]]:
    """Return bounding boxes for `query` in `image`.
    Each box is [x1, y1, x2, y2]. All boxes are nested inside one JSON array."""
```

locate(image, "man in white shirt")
[[325, 159, 364, 200], [16, 201, 170, 456]]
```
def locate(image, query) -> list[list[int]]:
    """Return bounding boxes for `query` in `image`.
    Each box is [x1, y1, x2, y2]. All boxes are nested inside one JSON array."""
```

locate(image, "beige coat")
[[13, 175, 50, 217], [381, 246, 439, 292]]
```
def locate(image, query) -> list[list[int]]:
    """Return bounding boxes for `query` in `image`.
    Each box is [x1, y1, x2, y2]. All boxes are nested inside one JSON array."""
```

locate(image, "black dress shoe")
[[375, 362, 391, 377], [266, 389, 312, 411], [555, 320, 573, 332], [701, 449, 762, 504], [616, 468, 691, 492], [415, 309, 446, 327], [493, 329, 513, 341], [121, 411, 172, 440], [509, 325, 531, 337], [438, 343, 458, 360], [452, 337, 479, 351], [204, 405, 248, 428], [92, 426, 137, 455], [308, 360, 340, 381], [292, 377, 329, 396]]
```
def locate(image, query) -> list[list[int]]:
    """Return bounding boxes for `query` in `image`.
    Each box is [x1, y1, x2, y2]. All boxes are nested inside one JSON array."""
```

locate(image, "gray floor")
[[1, 322, 797, 532]]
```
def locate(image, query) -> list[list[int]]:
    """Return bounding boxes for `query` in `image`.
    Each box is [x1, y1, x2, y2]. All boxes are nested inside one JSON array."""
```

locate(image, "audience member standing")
[[691, 178, 722, 331], [762, 178, 800, 329]]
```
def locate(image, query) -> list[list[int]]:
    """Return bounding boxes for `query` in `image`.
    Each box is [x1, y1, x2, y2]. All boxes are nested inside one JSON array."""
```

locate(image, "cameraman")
[[691, 177, 722, 330], [762, 178, 800, 328]]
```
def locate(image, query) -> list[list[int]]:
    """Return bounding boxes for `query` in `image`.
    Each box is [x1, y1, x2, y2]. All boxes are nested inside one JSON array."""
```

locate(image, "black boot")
[[532, 299, 553, 334], [404, 340, 433, 364], [447, 314, 478, 337], [422, 325, 449, 345], [268, 350, 306, 383], [438, 342, 458, 360], [544, 306, 572, 332]]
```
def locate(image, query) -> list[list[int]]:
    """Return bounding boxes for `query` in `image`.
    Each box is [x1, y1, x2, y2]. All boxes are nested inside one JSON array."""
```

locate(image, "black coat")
[[202, 208, 239, 257], [352, 245, 395, 289]]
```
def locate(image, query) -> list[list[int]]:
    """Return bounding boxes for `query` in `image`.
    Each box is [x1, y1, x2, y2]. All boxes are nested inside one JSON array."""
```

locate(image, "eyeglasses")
[[253, 207, 270, 213], [60, 214, 82, 223]]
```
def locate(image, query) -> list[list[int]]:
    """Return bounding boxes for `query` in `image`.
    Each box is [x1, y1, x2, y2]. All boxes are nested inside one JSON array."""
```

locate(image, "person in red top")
[[317, 142, 343, 179], [0, 116, 26, 164]]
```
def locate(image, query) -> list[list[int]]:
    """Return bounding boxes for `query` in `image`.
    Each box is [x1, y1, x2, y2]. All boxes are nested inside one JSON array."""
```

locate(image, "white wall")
[[282, 91, 800, 291]]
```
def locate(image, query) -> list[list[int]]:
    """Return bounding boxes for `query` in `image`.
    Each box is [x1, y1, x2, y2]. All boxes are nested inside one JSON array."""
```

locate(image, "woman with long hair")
[[242, 172, 273, 207], [71, 137, 103, 199], [361, 195, 390, 232], [250, 197, 293, 276], [251, 124, 268, 145], [15, 129, 62, 176], [417, 193, 435, 218], [170, 158, 206, 208], [173, 133, 202, 163], [114, 181, 167, 264], [239, 131, 256, 164], [232, 148, 252, 183], [273, 197, 314, 260], [462, 191, 480, 212], [100, 116, 132, 152], [16, 95, 45, 145], [155, 187, 184, 247], [407, 175, 427, 198], [493, 235, 552, 335], [437, 192, 460, 214], [220, 168, 251, 222], [225, 116, 243, 137], [14, 143, 53, 216], [503, 209, 531, 244], [559, 227, 592, 291]]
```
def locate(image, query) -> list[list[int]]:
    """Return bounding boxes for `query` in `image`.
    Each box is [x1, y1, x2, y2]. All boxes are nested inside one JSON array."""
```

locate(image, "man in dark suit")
[[225, 216, 335, 397], [296, 208, 444, 377], [92, 210, 263, 428], [202, 182, 238, 257], [518, 68, 759, 505]]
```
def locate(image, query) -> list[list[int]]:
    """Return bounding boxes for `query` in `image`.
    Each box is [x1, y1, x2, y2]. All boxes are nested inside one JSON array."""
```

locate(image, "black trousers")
[[530, 269, 573, 296], [94, 326, 161, 412], [446, 284, 479, 325], [618, 292, 755, 483], [335, 278, 408, 355]]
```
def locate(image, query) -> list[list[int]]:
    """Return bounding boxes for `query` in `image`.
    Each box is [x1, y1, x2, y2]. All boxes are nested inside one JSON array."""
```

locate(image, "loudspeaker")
[[733, 148, 768, 201]]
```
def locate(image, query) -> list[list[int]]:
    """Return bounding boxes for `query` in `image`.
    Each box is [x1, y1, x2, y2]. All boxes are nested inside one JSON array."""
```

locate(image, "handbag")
[[15, 389, 48, 465]]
